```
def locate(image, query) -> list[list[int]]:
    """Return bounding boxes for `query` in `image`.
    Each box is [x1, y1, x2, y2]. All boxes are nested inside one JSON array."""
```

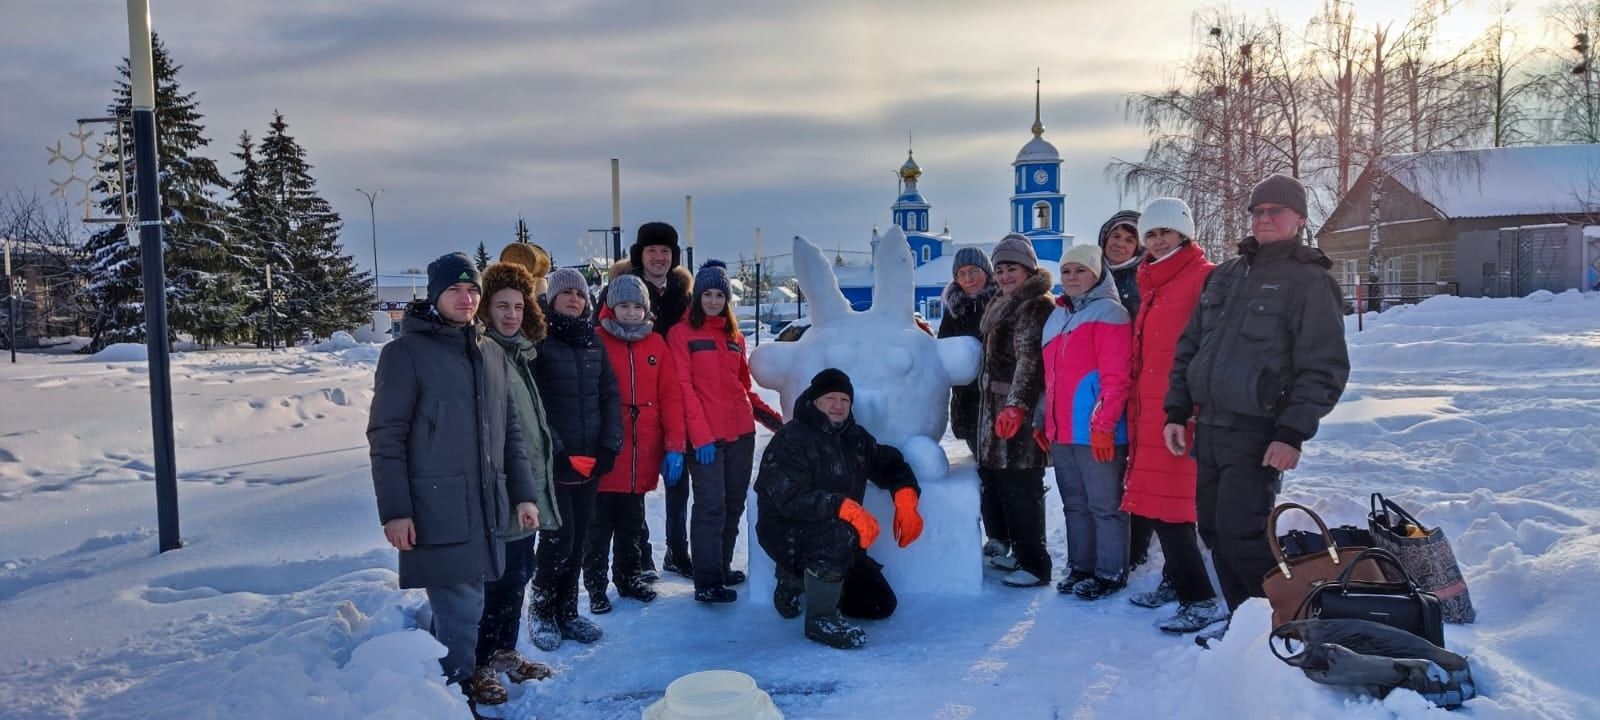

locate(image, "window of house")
[[921, 245, 932, 263], [1343, 259, 1359, 287], [1385, 256, 1404, 286]]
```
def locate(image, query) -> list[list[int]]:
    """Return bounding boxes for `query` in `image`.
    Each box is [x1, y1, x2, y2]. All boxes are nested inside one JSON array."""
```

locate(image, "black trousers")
[[1129, 514, 1155, 566], [756, 517, 897, 620], [971, 438, 1010, 544], [663, 472, 691, 558], [689, 434, 755, 589], [477, 534, 536, 664], [978, 466, 1050, 580], [1194, 421, 1282, 611], [1148, 519, 1217, 604], [532, 475, 599, 619], [584, 491, 647, 593]]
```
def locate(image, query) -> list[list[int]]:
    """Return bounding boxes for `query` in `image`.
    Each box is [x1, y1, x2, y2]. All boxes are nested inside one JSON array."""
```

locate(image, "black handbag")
[[1295, 547, 1445, 648], [1278, 524, 1374, 561]]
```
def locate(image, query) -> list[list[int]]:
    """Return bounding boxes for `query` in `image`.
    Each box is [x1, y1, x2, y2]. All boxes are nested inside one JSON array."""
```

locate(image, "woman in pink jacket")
[[1038, 244, 1133, 600]]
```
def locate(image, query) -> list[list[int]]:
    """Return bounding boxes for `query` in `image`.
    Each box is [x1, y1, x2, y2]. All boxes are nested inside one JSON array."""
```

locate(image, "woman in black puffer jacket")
[[529, 268, 621, 653], [936, 246, 1003, 557]]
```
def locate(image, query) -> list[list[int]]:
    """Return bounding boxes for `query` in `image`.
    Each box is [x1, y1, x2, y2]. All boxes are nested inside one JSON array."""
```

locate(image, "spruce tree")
[[515, 216, 531, 244], [80, 34, 237, 351], [475, 242, 492, 270], [258, 110, 372, 341], [227, 131, 283, 347]]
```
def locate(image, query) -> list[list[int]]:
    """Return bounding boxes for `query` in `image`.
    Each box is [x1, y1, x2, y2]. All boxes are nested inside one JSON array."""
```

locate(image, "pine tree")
[[515, 216, 531, 244], [228, 131, 283, 347], [475, 242, 492, 270], [258, 110, 372, 341], [80, 34, 237, 351]]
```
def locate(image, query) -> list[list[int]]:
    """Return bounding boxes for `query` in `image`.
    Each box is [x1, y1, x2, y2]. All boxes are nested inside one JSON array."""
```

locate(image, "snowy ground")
[[1, 291, 1597, 719]]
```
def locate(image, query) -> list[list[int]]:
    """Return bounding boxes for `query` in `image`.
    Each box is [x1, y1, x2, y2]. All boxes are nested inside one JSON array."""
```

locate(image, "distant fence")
[[1338, 281, 1460, 331]]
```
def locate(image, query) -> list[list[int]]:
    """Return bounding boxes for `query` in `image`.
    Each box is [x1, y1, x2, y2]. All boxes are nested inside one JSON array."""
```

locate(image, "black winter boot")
[[694, 585, 737, 603], [663, 548, 694, 578], [803, 570, 866, 649], [773, 568, 804, 619], [527, 589, 563, 652]]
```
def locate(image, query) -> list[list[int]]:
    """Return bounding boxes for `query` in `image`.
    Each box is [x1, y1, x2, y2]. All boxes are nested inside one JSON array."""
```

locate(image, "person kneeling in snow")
[[754, 369, 924, 649]]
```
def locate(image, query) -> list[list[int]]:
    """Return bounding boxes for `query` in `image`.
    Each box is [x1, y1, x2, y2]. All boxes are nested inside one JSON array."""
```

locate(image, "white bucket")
[[641, 670, 783, 720]]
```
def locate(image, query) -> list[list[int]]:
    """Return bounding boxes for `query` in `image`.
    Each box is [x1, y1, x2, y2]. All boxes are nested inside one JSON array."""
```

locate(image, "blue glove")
[[694, 444, 717, 466], [661, 452, 685, 487]]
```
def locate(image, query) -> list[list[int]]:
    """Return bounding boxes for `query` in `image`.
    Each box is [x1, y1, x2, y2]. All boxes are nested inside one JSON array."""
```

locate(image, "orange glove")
[[892, 488, 923, 548], [994, 407, 1026, 440], [1033, 428, 1051, 454], [1090, 431, 1117, 463], [568, 455, 597, 478], [837, 498, 880, 549]]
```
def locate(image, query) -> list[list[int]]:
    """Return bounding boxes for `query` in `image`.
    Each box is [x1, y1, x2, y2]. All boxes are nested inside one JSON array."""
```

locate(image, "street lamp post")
[[356, 188, 383, 330], [753, 227, 762, 347], [5, 238, 16, 364]]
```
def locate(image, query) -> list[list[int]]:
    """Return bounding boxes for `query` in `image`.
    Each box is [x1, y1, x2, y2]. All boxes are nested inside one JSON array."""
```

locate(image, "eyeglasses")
[[1249, 206, 1294, 220]]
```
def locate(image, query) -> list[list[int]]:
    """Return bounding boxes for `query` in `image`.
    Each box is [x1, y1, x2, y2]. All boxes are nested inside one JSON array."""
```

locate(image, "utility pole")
[[5, 238, 15, 364], [356, 188, 383, 330], [610, 159, 623, 263]]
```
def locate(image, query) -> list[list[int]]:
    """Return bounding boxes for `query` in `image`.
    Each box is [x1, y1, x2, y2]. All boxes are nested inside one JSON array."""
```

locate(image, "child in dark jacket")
[[583, 275, 687, 613]]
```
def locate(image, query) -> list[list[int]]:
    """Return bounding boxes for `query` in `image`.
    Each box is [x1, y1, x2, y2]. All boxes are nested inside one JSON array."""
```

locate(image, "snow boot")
[[490, 649, 552, 683], [1072, 575, 1127, 601], [803, 570, 866, 649], [988, 553, 1020, 571], [1000, 569, 1047, 588], [1160, 599, 1229, 634], [588, 591, 612, 615], [773, 568, 804, 620], [1193, 613, 1232, 648], [1054, 569, 1095, 594], [723, 567, 747, 586], [982, 538, 1009, 558], [465, 666, 508, 706], [528, 612, 563, 652], [558, 613, 604, 644], [694, 585, 738, 603], [1129, 576, 1179, 609], [663, 548, 694, 578], [617, 575, 657, 603]]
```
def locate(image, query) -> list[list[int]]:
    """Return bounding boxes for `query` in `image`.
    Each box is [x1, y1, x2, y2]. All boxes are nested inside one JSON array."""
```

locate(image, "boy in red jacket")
[[583, 275, 688, 613]]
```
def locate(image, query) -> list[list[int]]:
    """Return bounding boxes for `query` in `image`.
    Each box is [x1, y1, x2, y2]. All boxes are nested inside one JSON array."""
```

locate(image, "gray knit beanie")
[[605, 274, 651, 311], [952, 246, 994, 281], [545, 268, 589, 303], [1248, 173, 1309, 218], [990, 233, 1038, 269]]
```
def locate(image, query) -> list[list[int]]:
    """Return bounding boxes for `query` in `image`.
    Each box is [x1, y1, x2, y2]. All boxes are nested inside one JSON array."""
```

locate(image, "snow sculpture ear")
[[866, 227, 916, 325], [748, 339, 795, 409], [790, 235, 853, 324]]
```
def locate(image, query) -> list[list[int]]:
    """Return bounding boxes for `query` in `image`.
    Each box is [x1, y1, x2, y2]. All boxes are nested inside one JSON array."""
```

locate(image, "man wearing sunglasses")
[[1161, 173, 1350, 640]]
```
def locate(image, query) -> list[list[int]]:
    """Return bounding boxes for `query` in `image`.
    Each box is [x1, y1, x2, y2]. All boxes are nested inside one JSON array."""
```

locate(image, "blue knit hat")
[[693, 259, 732, 298]]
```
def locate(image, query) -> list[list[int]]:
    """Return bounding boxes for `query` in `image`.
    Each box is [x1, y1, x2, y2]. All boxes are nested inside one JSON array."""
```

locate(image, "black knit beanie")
[[806, 368, 854, 400], [427, 252, 482, 305]]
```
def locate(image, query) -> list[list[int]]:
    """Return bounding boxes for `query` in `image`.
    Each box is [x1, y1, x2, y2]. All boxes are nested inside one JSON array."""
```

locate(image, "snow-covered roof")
[[1015, 135, 1060, 164], [1386, 144, 1600, 220]]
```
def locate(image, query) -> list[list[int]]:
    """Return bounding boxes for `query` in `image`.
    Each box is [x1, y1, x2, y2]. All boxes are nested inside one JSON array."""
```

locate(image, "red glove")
[[1090, 431, 1117, 463], [994, 407, 1026, 440], [837, 498, 880, 549], [892, 488, 923, 548], [1033, 428, 1051, 454], [568, 455, 597, 478]]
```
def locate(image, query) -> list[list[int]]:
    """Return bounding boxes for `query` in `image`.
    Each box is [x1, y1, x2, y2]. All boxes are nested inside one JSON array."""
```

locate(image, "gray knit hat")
[[605, 274, 651, 311], [990, 233, 1038, 269], [951, 246, 994, 281], [545, 268, 589, 303], [1248, 173, 1308, 218]]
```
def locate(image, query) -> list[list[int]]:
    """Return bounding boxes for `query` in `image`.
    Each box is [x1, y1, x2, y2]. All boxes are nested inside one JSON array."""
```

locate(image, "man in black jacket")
[[367, 252, 539, 692], [754, 369, 924, 649], [1163, 173, 1351, 616], [599, 221, 697, 579]]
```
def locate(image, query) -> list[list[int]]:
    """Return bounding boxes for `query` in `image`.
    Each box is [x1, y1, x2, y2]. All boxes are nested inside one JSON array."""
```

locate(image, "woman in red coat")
[[1119, 198, 1227, 634], [668, 260, 783, 603], [584, 275, 688, 613]]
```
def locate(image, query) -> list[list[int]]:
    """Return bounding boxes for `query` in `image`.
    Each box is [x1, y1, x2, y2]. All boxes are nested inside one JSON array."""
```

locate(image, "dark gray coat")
[[1165, 237, 1350, 448], [368, 303, 536, 589]]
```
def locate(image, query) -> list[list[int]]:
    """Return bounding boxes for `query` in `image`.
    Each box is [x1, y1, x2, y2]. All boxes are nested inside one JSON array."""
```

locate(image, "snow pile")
[[311, 332, 360, 352], [87, 342, 149, 362], [350, 312, 393, 344]]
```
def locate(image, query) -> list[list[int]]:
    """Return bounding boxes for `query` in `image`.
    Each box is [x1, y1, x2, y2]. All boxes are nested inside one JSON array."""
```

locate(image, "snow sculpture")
[[746, 228, 985, 597]]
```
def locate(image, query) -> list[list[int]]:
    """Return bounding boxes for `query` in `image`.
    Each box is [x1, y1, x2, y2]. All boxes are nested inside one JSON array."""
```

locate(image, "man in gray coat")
[[368, 251, 539, 690]]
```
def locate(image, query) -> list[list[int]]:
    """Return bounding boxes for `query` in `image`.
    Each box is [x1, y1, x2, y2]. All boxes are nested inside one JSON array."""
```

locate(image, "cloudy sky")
[[1, 0, 1518, 279]]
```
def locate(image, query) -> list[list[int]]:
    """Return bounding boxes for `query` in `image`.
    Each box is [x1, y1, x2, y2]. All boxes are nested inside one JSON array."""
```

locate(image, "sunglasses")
[[1249, 206, 1295, 220]]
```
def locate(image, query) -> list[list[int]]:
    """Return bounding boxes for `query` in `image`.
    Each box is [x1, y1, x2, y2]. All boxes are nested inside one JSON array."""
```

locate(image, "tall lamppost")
[[356, 188, 383, 330]]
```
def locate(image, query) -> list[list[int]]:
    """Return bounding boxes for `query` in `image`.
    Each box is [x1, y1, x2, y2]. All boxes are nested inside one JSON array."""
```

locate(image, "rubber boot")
[[803, 570, 866, 649]]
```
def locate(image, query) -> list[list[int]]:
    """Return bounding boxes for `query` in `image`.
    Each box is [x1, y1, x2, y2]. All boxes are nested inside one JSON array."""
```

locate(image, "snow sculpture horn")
[[750, 228, 981, 479]]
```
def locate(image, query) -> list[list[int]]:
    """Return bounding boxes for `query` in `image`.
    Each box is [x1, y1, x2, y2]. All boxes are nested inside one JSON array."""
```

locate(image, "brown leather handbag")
[[1262, 503, 1387, 627]]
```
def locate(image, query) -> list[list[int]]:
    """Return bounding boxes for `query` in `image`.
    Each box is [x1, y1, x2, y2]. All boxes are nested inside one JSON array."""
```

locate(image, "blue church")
[[838, 78, 1073, 319]]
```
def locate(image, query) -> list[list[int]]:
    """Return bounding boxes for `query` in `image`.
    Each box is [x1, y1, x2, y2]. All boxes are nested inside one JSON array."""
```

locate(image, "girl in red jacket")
[[668, 260, 783, 603], [1119, 197, 1226, 634], [583, 275, 687, 613]]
